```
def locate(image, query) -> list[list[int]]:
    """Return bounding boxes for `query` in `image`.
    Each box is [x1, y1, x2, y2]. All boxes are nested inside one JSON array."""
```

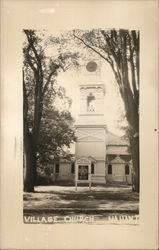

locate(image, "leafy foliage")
[[23, 30, 77, 191], [37, 108, 76, 166]]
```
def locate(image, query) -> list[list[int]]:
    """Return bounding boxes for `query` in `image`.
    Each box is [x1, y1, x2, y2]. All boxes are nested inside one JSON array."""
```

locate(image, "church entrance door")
[[75, 157, 91, 191], [78, 165, 88, 180]]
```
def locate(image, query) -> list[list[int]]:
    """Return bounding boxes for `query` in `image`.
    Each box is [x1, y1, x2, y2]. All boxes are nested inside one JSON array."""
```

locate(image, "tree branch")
[[25, 45, 38, 73], [42, 64, 60, 97], [131, 30, 139, 88], [23, 69, 29, 118], [24, 30, 43, 81], [73, 31, 110, 64], [101, 30, 121, 67]]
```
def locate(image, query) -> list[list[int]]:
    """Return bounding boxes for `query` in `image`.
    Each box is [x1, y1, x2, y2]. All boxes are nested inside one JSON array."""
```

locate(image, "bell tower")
[[75, 58, 106, 184]]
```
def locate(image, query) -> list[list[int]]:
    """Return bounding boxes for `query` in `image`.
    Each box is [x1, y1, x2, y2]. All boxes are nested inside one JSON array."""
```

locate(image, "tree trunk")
[[23, 124, 37, 192], [130, 136, 140, 192], [23, 97, 42, 192], [118, 79, 139, 192]]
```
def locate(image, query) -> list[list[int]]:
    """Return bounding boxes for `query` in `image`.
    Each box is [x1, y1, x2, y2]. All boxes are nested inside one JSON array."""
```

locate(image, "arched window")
[[108, 164, 112, 174], [91, 163, 95, 174], [125, 164, 129, 175], [87, 93, 95, 112], [71, 163, 75, 174]]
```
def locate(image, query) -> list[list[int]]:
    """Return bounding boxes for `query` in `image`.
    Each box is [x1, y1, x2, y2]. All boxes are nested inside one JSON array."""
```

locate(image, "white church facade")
[[52, 131, 132, 185], [51, 58, 132, 186]]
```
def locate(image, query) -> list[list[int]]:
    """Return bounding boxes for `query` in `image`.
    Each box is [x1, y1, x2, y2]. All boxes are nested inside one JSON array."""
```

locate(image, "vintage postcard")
[[23, 28, 140, 225], [0, 0, 158, 249]]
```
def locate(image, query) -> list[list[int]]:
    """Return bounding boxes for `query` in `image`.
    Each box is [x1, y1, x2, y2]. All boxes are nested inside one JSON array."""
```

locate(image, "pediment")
[[109, 155, 126, 164], [76, 156, 91, 164]]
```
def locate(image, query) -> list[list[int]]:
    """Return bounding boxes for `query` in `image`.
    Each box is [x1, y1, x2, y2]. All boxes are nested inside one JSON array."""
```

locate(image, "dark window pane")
[[71, 163, 75, 174], [125, 164, 129, 175], [91, 163, 95, 174], [108, 164, 112, 174], [55, 163, 59, 173]]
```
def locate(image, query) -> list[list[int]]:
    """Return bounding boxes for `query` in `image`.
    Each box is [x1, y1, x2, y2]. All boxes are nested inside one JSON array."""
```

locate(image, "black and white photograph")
[[0, 0, 158, 249], [23, 28, 140, 225]]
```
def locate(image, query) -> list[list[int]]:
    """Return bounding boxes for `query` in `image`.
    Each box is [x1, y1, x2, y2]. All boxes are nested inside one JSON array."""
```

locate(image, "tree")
[[37, 107, 76, 171], [73, 29, 139, 192], [23, 30, 77, 192]]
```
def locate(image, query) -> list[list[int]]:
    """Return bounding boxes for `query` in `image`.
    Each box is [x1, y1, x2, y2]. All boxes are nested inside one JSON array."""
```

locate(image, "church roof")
[[106, 131, 129, 146], [109, 155, 126, 164], [107, 154, 131, 162], [62, 131, 130, 156]]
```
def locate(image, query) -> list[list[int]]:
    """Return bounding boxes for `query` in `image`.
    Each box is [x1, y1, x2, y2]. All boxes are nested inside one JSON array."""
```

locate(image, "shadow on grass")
[[33, 192, 138, 201], [24, 185, 139, 202], [33, 185, 138, 201]]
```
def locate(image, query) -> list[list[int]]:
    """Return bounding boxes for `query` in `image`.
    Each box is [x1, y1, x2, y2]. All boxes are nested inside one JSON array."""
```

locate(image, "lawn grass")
[[24, 184, 139, 214]]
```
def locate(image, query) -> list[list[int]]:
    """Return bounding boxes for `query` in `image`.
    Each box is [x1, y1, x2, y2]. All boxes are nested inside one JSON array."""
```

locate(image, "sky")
[[43, 30, 128, 137]]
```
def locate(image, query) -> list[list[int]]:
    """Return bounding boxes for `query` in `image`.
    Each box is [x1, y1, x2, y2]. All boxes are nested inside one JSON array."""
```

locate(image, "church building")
[[52, 57, 132, 186]]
